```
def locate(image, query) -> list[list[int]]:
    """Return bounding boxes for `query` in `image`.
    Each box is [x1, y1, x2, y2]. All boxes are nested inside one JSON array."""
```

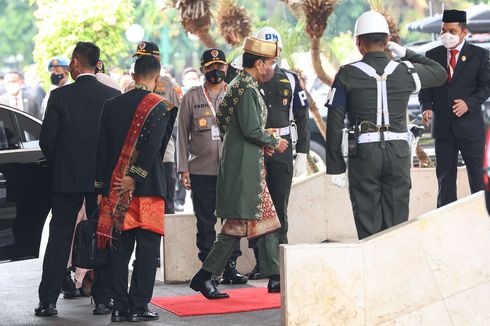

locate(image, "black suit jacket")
[[0, 91, 43, 119], [95, 89, 177, 199], [419, 42, 490, 139], [40, 75, 120, 193]]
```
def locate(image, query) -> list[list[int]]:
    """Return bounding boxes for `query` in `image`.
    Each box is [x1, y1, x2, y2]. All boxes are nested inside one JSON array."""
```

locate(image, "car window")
[[15, 113, 40, 149], [0, 109, 20, 150]]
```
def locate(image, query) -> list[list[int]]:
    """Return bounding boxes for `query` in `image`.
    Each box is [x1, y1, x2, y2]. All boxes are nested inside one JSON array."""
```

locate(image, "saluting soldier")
[[326, 11, 447, 240], [247, 27, 309, 280], [177, 49, 247, 285]]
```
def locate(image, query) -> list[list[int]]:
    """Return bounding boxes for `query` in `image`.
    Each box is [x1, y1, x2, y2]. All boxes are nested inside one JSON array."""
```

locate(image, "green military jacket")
[[326, 49, 447, 174], [215, 70, 279, 220]]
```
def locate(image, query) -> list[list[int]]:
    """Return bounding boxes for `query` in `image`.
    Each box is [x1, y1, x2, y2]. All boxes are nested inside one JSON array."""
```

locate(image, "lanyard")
[[201, 84, 227, 118]]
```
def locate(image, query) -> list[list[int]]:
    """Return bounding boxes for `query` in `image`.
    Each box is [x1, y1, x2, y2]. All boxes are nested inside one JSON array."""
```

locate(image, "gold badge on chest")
[[283, 89, 289, 97], [199, 118, 208, 127]]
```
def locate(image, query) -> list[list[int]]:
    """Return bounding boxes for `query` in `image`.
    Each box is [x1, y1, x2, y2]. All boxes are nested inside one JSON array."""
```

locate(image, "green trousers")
[[348, 140, 411, 240], [203, 230, 280, 277]]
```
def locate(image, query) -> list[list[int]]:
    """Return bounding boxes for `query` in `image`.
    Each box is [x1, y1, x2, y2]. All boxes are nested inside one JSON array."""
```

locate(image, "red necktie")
[[448, 49, 459, 81]]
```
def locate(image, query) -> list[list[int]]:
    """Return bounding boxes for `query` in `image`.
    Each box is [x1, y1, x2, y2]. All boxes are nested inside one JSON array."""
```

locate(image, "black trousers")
[[249, 150, 293, 249], [38, 193, 110, 304], [163, 162, 176, 214], [190, 174, 241, 263], [435, 132, 485, 207], [110, 228, 161, 312]]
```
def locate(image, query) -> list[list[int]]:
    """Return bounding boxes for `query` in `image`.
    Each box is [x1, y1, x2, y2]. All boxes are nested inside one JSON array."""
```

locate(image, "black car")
[[0, 104, 51, 263]]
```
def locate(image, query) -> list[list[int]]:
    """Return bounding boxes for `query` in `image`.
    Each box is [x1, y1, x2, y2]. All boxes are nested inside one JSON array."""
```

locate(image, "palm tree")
[[217, 0, 251, 47], [172, 0, 217, 48]]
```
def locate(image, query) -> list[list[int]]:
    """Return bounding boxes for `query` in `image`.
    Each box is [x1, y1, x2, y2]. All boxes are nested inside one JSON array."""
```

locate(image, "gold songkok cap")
[[243, 36, 278, 58]]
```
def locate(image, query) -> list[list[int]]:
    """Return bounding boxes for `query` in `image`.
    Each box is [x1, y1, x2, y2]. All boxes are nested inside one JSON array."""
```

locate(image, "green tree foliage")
[[0, 0, 37, 69], [33, 0, 134, 87]]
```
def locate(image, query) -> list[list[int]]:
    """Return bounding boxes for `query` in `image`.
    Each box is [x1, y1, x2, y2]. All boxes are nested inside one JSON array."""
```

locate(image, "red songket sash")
[[96, 93, 163, 249]]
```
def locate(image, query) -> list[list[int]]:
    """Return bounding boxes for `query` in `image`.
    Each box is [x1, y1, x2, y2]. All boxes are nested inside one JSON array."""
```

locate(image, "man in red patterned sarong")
[[95, 55, 177, 322]]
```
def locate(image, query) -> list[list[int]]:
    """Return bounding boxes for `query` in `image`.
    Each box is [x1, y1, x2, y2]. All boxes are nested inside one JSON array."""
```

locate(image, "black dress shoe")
[[267, 278, 280, 293], [111, 309, 128, 322], [211, 275, 221, 287], [190, 275, 230, 299], [127, 310, 159, 322], [34, 302, 58, 317], [221, 259, 248, 284], [93, 302, 113, 315], [61, 271, 81, 299], [247, 265, 264, 280]]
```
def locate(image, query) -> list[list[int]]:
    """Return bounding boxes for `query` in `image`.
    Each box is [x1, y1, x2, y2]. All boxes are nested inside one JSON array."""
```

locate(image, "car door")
[[0, 107, 51, 262]]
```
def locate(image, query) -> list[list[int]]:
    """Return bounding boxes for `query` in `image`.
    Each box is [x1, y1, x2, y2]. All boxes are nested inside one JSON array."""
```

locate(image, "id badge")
[[211, 125, 220, 141]]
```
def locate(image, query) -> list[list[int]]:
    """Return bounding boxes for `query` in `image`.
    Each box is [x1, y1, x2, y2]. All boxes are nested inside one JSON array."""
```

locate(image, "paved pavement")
[[0, 258, 280, 326]]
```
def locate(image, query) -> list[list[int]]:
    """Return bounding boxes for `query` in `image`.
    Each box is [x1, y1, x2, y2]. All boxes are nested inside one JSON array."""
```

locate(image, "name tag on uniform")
[[211, 125, 220, 140]]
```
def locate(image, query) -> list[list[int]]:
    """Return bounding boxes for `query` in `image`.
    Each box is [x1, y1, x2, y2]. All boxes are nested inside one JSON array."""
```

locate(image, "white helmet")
[[354, 11, 390, 36], [255, 26, 283, 49], [230, 54, 243, 70]]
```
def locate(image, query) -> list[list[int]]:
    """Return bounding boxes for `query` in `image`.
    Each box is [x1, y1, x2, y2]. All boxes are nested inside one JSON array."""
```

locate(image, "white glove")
[[386, 41, 407, 60], [293, 153, 308, 177], [331, 173, 348, 188]]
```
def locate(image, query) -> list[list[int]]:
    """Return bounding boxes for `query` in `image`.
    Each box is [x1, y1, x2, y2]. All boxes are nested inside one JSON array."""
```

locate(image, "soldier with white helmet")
[[326, 11, 446, 239], [247, 26, 310, 280]]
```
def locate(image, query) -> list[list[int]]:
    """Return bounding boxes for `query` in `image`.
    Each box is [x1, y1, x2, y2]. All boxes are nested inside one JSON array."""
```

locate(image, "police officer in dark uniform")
[[247, 27, 310, 279], [326, 11, 447, 240]]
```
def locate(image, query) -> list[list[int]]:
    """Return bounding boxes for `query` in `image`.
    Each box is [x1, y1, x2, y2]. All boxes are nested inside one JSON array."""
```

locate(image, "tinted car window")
[[0, 110, 20, 150], [14, 113, 41, 149]]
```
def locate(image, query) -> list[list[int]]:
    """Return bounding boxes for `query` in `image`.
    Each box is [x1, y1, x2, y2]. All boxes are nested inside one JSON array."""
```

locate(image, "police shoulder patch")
[[325, 77, 347, 108]]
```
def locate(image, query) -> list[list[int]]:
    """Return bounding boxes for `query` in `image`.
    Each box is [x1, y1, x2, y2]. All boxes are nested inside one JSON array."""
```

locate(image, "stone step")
[[281, 191, 490, 325]]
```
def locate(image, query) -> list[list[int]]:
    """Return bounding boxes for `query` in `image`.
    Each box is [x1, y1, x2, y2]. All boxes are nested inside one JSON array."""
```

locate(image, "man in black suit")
[[95, 55, 177, 322], [35, 42, 120, 317], [419, 9, 490, 207], [0, 71, 43, 119]]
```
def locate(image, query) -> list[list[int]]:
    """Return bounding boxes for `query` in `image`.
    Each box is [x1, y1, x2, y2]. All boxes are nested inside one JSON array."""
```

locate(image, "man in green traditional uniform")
[[189, 37, 289, 299], [326, 11, 447, 240], [246, 27, 310, 280]]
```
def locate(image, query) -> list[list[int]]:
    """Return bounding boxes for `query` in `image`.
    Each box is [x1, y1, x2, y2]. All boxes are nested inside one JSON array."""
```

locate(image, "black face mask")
[[50, 73, 65, 86], [205, 69, 226, 84]]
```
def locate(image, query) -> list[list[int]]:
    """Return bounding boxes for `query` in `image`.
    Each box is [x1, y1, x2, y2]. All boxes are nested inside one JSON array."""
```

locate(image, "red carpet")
[[151, 287, 281, 317]]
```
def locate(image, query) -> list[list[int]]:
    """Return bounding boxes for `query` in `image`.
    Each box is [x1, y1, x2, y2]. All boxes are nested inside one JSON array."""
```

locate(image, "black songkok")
[[442, 10, 467, 24]]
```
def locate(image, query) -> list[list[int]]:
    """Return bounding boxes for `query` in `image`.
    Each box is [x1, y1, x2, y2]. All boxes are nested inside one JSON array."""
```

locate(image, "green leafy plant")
[[33, 0, 134, 87]]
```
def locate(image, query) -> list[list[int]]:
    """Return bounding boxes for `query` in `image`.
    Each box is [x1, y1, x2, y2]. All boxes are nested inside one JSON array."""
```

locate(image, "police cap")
[[47, 56, 70, 70], [133, 41, 160, 57], [200, 49, 227, 67]]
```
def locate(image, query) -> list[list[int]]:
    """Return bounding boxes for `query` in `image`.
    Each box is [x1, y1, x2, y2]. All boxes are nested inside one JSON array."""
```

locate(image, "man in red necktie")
[[420, 9, 490, 207]]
